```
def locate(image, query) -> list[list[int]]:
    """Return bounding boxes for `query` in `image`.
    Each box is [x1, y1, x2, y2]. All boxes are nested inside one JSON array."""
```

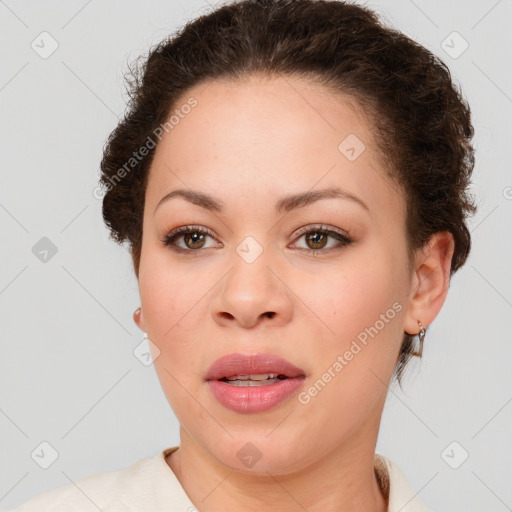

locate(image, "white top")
[[11, 446, 434, 511]]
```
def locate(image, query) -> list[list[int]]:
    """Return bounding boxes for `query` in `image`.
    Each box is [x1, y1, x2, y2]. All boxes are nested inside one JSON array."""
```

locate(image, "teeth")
[[226, 373, 280, 381], [225, 379, 280, 387]]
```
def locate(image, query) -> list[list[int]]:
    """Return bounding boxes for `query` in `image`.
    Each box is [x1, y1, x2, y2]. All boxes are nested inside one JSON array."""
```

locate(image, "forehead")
[[146, 73, 404, 218], [168, 73, 373, 148]]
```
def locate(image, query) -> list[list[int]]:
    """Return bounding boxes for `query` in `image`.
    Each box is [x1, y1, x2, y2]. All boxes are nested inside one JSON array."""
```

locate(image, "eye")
[[162, 224, 353, 256], [162, 225, 221, 253], [290, 224, 353, 255]]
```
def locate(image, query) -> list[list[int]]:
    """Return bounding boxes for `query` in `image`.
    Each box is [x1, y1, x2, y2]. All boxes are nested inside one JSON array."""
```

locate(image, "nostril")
[[264, 312, 276, 319]]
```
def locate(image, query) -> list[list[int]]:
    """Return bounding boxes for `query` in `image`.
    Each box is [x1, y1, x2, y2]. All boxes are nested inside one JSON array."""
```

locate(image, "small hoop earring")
[[417, 320, 426, 357]]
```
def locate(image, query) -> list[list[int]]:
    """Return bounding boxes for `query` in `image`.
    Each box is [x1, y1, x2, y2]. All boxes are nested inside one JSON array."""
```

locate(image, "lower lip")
[[207, 377, 305, 413]]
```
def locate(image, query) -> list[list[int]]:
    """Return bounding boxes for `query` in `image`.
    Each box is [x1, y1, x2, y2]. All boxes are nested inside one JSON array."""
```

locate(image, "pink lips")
[[206, 353, 306, 413]]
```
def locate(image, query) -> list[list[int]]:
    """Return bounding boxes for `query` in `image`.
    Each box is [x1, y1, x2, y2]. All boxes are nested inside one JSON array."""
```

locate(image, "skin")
[[133, 73, 454, 512]]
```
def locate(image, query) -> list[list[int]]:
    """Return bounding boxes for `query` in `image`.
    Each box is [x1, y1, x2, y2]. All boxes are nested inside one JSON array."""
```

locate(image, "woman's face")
[[136, 74, 420, 473]]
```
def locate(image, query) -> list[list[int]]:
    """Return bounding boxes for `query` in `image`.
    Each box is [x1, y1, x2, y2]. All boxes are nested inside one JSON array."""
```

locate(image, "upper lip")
[[206, 353, 306, 381]]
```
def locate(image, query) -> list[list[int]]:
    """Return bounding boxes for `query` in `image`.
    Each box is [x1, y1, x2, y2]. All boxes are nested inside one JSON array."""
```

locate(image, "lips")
[[206, 353, 307, 413], [205, 353, 306, 382]]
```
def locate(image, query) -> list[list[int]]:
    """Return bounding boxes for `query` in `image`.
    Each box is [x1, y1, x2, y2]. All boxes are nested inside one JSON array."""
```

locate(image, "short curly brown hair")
[[99, 0, 477, 383]]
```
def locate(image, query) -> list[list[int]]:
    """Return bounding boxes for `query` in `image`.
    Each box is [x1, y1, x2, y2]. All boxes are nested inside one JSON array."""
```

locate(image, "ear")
[[404, 231, 455, 336], [133, 306, 147, 332]]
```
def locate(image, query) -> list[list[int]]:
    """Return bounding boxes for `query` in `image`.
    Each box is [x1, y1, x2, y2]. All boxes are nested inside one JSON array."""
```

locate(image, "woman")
[[13, 0, 476, 510]]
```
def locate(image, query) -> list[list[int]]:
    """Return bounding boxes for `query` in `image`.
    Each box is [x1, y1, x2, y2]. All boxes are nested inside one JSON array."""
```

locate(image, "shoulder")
[[376, 453, 440, 512], [9, 448, 179, 512]]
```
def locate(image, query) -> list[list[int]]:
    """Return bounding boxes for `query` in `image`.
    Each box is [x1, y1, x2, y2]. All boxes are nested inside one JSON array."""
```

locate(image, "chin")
[[207, 433, 307, 476]]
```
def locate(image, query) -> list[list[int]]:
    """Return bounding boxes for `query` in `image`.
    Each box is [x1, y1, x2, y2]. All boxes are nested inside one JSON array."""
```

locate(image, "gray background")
[[1, 0, 511, 510]]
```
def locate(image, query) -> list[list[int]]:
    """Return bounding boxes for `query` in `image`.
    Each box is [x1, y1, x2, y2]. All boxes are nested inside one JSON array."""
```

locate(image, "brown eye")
[[291, 225, 353, 255], [183, 231, 206, 249], [163, 225, 220, 252], [305, 231, 328, 250]]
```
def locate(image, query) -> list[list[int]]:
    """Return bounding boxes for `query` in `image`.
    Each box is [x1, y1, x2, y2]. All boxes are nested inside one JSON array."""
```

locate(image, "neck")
[[166, 427, 387, 512]]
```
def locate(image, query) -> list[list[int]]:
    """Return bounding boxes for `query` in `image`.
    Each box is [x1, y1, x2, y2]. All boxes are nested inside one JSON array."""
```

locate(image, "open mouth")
[[206, 353, 306, 413], [219, 373, 290, 386]]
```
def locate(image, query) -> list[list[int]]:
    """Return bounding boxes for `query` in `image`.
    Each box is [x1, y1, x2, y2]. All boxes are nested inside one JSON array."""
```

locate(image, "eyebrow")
[[154, 186, 369, 215]]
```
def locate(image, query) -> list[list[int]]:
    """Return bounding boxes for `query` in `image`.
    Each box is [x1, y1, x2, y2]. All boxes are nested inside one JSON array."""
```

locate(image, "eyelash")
[[162, 224, 353, 256]]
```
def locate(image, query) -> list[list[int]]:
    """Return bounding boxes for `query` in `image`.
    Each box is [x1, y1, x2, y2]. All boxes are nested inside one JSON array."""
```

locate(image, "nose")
[[209, 251, 293, 329]]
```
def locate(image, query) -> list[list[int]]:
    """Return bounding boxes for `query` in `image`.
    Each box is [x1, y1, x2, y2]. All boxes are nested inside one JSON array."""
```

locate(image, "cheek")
[[300, 251, 406, 395], [296, 287, 403, 446], [138, 253, 203, 339], [301, 254, 401, 339], [138, 257, 207, 382]]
